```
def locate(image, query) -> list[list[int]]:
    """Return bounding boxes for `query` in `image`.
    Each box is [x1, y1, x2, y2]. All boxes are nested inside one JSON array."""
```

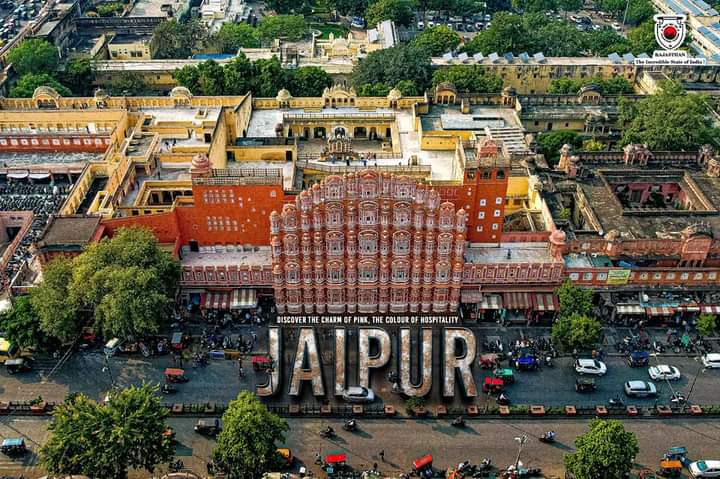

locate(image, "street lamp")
[[514, 434, 528, 471], [682, 360, 706, 413]]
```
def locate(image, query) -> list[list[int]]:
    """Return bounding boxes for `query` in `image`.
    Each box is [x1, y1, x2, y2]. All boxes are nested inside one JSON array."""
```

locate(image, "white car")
[[575, 358, 607, 376], [612, 22, 622, 31], [703, 353, 720, 368], [417, 21, 424, 29], [624, 380, 657, 397], [690, 460, 720, 478], [648, 365, 681, 381], [342, 386, 375, 403]]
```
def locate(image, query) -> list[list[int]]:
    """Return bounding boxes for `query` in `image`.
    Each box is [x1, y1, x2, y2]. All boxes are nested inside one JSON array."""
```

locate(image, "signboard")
[[606, 269, 631, 285]]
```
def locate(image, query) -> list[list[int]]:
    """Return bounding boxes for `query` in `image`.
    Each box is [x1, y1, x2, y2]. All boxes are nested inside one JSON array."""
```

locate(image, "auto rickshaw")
[[5, 357, 33, 374], [323, 453, 347, 474], [483, 377, 504, 394], [494, 367, 515, 384], [277, 448, 293, 467], [515, 355, 539, 371], [164, 368, 189, 383], [664, 446, 688, 461], [1, 438, 27, 456], [628, 350, 649, 367], [412, 454, 433, 479], [252, 355, 273, 372], [479, 353, 499, 369], [575, 377, 596, 393], [171, 332, 189, 352], [657, 460, 682, 478], [194, 418, 220, 436]]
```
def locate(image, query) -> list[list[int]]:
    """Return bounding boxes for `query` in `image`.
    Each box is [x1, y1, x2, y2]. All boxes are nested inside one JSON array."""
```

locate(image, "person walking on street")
[[379, 450, 385, 462]]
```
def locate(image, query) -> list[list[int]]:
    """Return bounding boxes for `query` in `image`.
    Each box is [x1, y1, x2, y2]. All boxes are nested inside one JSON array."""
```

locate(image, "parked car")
[[350, 17, 366, 28], [702, 353, 720, 368], [624, 380, 657, 397], [465, 23, 474, 31], [417, 20, 424, 29], [612, 22, 622, 31], [342, 386, 375, 403], [475, 21, 484, 29], [648, 365, 681, 381], [575, 358, 607, 376], [689, 460, 720, 478], [484, 13, 491, 21]]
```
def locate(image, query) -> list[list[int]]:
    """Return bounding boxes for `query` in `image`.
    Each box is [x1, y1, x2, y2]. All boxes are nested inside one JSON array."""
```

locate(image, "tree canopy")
[[109, 72, 149, 96], [61, 58, 97, 96], [431, 65, 503, 93], [551, 313, 602, 352], [536, 130, 580, 165], [619, 80, 720, 151], [547, 76, 633, 95], [352, 45, 433, 92], [410, 26, 462, 57], [41, 385, 174, 479], [0, 296, 45, 349], [366, 0, 416, 27], [7, 39, 59, 76], [9, 73, 72, 98], [213, 391, 289, 479], [556, 279, 594, 319], [698, 313, 717, 337], [288, 66, 333, 97], [257, 15, 308, 42], [211, 23, 260, 53], [565, 419, 639, 479], [151, 19, 207, 59], [30, 227, 179, 342]]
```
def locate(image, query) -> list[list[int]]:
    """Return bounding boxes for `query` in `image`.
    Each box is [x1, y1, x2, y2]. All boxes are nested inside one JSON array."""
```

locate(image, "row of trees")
[[462, 12, 658, 57], [173, 55, 333, 97], [0, 228, 179, 347], [39, 387, 288, 479]]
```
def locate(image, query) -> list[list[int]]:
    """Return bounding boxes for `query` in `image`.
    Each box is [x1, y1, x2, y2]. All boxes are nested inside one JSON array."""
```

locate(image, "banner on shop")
[[606, 269, 631, 285], [256, 326, 478, 399]]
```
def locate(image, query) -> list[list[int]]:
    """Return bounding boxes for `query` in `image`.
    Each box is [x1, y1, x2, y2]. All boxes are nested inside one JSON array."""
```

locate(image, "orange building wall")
[[465, 167, 509, 243], [175, 184, 285, 246], [102, 211, 181, 244]]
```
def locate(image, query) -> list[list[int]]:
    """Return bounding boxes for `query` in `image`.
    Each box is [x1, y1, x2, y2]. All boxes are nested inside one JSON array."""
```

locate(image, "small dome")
[[435, 82, 457, 93], [94, 89, 109, 100], [32, 85, 60, 100], [387, 88, 402, 101], [276, 88, 292, 102], [170, 86, 193, 99], [190, 153, 210, 175]]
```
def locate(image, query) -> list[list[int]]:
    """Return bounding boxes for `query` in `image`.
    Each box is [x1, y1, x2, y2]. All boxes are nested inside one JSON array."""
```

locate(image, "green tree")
[[599, 0, 626, 17], [555, 279, 594, 319], [95, 1, 124, 16], [29, 258, 80, 344], [0, 296, 43, 349], [110, 72, 148, 96], [41, 385, 174, 479], [557, 0, 582, 13], [463, 12, 530, 55], [213, 391, 289, 479], [511, 0, 556, 12], [7, 39, 59, 76], [222, 54, 255, 95], [62, 58, 96, 96], [565, 419, 639, 479], [358, 82, 392, 96], [257, 15, 308, 42], [352, 45, 432, 92], [151, 19, 207, 59], [212, 23, 260, 53], [698, 313, 717, 337], [619, 80, 720, 151], [583, 139, 605, 151], [410, 26, 462, 56], [551, 313, 602, 352], [251, 57, 290, 96], [582, 29, 631, 56], [547, 76, 633, 94], [197, 59, 226, 95], [535, 20, 584, 56], [625, 0, 654, 26], [174, 64, 201, 93], [431, 65, 503, 93], [394, 79, 419, 95], [333, 0, 369, 15], [627, 19, 656, 53], [366, 0, 416, 27], [267, 0, 297, 13], [9, 73, 72, 98], [536, 130, 579, 164], [69, 227, 180, 339], [289, 66, 333, 97]]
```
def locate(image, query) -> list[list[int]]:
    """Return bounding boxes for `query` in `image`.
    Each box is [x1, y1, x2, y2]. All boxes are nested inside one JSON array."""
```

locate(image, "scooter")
[[342, 419, 357, 432], [319, 426, 336, 438], [169, 459, 184, 472], [544, 355, 553, 367], [539, 432, 556, 443], [670, 393, 686, 404], [451, 416, 466, 428], [608, 396, 624, 407], [497, 393, 510, 405]]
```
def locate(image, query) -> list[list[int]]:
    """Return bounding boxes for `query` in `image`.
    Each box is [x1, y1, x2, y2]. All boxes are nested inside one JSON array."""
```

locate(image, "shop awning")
[[203, 291, 230, 310], [701, 305, 720, 314], [504, 292, 531, 310], [461, 289, 482, 303], [616, 304, 645, 315], [532, 293, 558, 311], [231, 289, 257, 309], [678, 304, 701, 312], [480, 294, 502, 309], [646, 306, 674, 316], [7, 171, 28, 179], [28, 172, 51, 180]]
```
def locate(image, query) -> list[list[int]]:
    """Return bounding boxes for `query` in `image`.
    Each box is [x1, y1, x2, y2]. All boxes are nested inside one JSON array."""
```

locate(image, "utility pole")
[[622, 0, 630, 27], [514, 434, 528, 471], [682, 362, 705, 413]]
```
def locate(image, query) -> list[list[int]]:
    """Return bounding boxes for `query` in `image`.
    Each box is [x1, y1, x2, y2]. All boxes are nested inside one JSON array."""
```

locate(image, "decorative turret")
[[548, 229, 567, 260], [190, 153, 211, 177]]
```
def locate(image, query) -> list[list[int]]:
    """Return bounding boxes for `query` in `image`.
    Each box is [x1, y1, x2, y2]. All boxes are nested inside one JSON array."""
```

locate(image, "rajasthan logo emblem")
[[654, 14, 687, 51]]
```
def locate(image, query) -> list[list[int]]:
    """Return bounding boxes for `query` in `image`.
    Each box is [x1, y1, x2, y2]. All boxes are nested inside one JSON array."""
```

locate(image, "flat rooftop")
[[420, 105, 520, 132], [0, 152, 103, 168], [246, 107, 395, 137], [181, 247, 272, 268], [129, 0, 188, 16], [142, 107, 222, 126], [36, 216, 101, 248], [465, 242, 559, 264], [520, 103, 618, 120]]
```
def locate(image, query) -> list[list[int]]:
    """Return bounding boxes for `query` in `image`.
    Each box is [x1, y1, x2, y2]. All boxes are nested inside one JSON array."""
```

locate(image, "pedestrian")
[[379, 450, 385, 462], [373, 462, 378, 472], [315, 452, 322, 465], [252, 331, 258, 343]]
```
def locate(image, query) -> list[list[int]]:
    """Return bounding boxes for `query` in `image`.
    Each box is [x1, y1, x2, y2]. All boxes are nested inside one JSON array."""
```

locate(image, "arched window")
[[359, 231, 378, 255], [392, 260, 409, 282], [359, 202, 378, 226], [392, 231, 411, 255], [393, 207, 411, 227], [436, 261, 450, 282], [437, 233, 453, 256], [326, 206, 343, 227], [283, 235, 298, 255], [359, 260, 378, 283], [286, 263, 300, 284], [327, 261, 344, 283], [327, 232, 344, 256]]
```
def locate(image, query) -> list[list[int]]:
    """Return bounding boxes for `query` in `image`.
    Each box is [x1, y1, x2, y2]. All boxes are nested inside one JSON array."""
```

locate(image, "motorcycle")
[[497, 393, 510, 405], [169, 459, 184, 472], [342, 419, 357, 432], [544, 355, 553, 367], [451, 416, 466, 428], [479, 458, 492, 471], [608, 396, 624, 407], [670, 393, 686, 404], [319, 426, 336, 438], [652, 341, 665, 354], [539, 432, 556, 443]]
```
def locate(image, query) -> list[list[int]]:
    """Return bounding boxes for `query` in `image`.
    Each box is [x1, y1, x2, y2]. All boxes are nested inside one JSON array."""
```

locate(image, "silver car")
[[342, 386, 375, 403], [624, 380, 657, 397]]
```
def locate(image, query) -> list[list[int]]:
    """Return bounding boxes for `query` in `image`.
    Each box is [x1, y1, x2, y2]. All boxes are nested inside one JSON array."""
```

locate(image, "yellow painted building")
[[108, 34, 155, 60]]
